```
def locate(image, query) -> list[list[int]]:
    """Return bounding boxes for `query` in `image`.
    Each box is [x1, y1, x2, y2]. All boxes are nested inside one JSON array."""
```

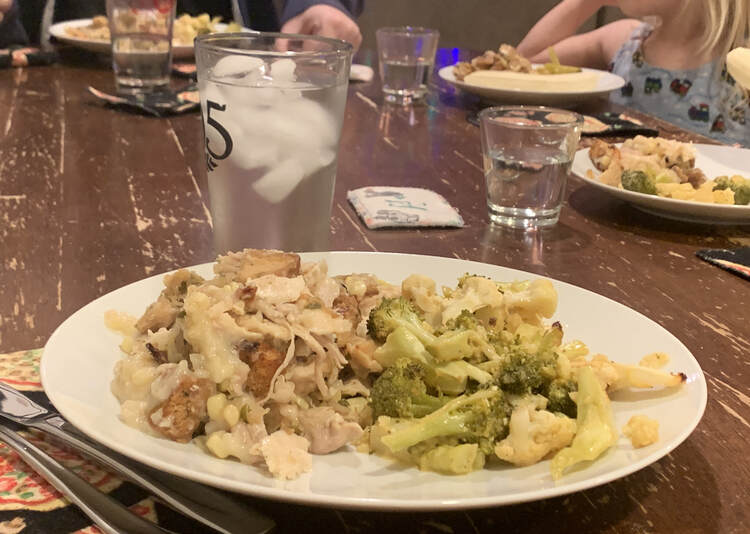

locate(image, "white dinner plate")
[[41, 252, 706, 511], [439, 64, 625, 107], [572, 144, 750, 224], [49, 19, 247, 59]]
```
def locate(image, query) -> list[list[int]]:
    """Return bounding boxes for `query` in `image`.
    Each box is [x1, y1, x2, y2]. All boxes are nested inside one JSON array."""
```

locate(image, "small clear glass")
[[106, 0, 176, 94], [376, 26, 439, 104], [195, 33, 352, 254], [479, 106, 583, 228]]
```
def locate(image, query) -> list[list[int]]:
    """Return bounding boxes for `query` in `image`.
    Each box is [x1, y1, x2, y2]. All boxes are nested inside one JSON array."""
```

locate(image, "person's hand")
[[0, 0, 13, 23], [280, 5, 362, 51]]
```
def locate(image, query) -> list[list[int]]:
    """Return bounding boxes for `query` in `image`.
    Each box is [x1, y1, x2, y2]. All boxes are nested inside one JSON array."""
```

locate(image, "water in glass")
[[484, 145, 571, 228], [380, 58, 432, 101]]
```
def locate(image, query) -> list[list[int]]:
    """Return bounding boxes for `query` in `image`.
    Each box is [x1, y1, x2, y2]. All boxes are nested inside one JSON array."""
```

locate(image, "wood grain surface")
[[0, 49, 748, 533]]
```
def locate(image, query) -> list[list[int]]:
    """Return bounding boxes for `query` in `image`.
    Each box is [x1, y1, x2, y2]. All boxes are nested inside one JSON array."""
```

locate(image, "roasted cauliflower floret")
[[402, 274, 444, 327], [623, 415, 659, 448], [572, 354, 686, 392], [500, 279, 557, 323], [442, 275, 504, 324], [494, 396, 576, 466]]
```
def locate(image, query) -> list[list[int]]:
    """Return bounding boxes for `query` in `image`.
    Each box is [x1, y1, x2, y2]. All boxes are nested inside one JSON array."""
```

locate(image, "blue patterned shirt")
[[609, 23, 749, 146]]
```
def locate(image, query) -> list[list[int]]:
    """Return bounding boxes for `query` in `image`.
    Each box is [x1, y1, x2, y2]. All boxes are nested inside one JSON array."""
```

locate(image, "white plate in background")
[[439, 65, 625, 107], [572, 144, 750, 224], [49, 19, 246, 59]]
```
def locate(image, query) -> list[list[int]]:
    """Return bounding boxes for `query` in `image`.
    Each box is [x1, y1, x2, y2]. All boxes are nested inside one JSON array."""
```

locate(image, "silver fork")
[[0, 422, 177, 534], [0, 382, 275, 534]]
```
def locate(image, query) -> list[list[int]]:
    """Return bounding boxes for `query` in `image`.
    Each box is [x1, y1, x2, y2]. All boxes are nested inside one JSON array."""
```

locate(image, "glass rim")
[[375, 26, 439, 37], [478, 105, 583, 129], [194, 31, 353, 58]]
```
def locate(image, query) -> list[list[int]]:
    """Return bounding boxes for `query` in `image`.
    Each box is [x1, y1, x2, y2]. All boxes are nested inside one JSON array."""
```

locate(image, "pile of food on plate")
[[64, 13, 241, 46], [452, 45, 599, 92], [107, 249, 686, 480], [454, 45, 581, 80], [587, 136, 750, 205]]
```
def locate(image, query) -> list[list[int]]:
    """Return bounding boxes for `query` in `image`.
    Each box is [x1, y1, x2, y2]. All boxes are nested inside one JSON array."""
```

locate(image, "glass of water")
[[106, 0, 176, 94], [376, 26, 439, 104], [479, 106, 583, 228], [195, 33, 352, 254]]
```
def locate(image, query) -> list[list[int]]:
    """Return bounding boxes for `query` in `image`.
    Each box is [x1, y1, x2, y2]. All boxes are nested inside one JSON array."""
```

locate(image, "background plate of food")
[[572, 138, 750, 224], [41, 250, 706, 510], [49, 15, 247, 59], [439, 44, 625, 107]]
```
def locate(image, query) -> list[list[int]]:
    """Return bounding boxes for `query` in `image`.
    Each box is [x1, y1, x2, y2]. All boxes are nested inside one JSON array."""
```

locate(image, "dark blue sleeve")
[[280, 0, 364, 24], [0, 1, 29, 48]]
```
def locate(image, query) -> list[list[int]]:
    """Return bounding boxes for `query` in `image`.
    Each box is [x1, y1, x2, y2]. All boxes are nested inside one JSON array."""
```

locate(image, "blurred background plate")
[[439, 64, 625, 107], [49, 19, 248, 59], [572, 144, 750, 225]]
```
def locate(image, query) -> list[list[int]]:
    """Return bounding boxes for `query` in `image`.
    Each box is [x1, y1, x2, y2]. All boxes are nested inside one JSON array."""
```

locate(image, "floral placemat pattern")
[[0, 350, 42, 392], [0, 430, 122, 512], [0, 349, 163, 533]]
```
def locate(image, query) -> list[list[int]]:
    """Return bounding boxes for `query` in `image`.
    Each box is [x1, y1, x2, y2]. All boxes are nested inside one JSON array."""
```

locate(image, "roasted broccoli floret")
[[373, 326, 493, 395], [380, 387, 511, 454], [497, 351, 553, 394], [440, 309, 479, 332], [370, 358, 450, 419], [621, 169, 657, 195], [430, 310, 499, 364], [713, 175, 750, 205], [493, 325, 561, 395], [367, 297, 435, 345], [544, 378, 578, 418], [372, 326, 434, 369]]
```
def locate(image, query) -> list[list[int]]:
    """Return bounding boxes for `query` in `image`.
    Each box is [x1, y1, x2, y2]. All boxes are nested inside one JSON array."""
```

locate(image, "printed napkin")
[[347, 186, 464, 229], [696, 247, 750, 280], [87, 83, 199, 117]]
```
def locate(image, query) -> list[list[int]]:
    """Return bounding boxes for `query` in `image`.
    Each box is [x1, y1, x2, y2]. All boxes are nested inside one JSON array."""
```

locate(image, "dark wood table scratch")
[[0, 49, 748, 534]]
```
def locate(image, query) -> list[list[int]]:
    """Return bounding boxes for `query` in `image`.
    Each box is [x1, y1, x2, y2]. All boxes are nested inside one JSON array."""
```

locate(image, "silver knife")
[[0, 382, 275, 534], [0, 422, 176, 534]]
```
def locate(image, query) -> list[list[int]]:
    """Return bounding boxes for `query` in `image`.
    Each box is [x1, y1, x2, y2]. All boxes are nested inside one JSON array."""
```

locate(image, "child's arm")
[[517, 0, 615, 58], [533, 19, 642, 70]]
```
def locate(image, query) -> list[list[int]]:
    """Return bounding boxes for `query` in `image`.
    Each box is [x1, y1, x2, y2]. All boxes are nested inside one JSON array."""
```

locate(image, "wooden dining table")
[[0, 47, 748, 534]]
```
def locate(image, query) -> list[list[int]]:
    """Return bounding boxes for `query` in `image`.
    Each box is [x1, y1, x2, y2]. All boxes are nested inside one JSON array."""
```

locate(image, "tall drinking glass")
[[106, 0, 175, 94], [195, 33, 352, 254], [479, 106, 582, 228], [376, 27, 439, 104]]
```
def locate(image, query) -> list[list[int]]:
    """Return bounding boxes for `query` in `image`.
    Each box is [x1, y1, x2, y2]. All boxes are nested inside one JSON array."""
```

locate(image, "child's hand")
[[280, 5, 362, 52]]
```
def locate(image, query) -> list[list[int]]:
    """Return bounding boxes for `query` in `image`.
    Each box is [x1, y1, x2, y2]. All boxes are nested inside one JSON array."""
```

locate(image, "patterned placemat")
[[0, 349, 188, 533]]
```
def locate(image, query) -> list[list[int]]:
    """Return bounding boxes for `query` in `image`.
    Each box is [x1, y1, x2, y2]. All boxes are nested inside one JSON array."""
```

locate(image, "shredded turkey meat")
[[111, 248, 398, 479]]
